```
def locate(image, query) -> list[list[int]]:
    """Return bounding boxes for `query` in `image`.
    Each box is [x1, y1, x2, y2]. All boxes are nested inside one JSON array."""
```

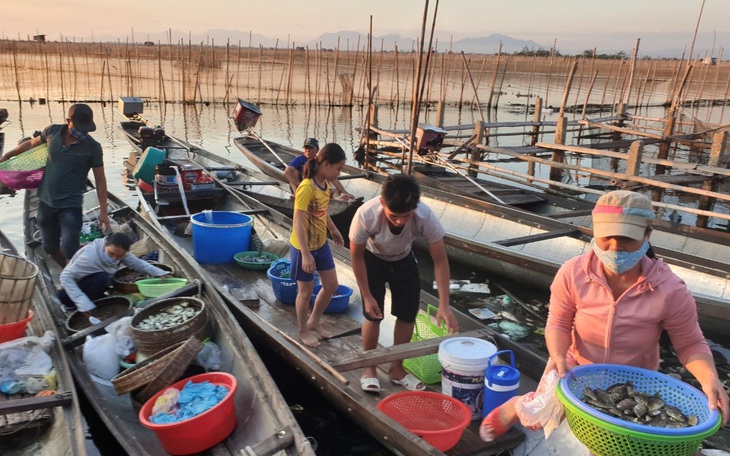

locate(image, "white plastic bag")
[[196, 342, 222, 371], [83, 334, 119, 381], [106, 316, 136, 357], [515, 370, 564, 438]]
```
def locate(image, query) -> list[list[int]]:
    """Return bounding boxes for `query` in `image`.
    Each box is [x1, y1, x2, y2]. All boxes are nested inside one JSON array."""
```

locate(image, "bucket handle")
[[488, 350, 515, 369]]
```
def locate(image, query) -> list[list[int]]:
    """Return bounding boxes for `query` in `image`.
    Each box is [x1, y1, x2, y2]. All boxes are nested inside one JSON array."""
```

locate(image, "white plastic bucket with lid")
[[438, 337, 497, 420]]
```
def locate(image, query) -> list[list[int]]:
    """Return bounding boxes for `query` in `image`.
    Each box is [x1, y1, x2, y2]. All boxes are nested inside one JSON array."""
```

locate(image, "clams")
[[580, 381, 698, 428]]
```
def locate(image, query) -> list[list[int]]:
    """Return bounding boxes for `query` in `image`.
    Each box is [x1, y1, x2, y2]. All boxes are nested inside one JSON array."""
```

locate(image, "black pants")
[[362, 250, 421, 323], [59, 271, 110, 309]]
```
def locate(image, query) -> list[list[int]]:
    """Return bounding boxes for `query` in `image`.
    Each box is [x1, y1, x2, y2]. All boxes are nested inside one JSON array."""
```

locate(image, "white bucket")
[[438, 337, 497, 420]]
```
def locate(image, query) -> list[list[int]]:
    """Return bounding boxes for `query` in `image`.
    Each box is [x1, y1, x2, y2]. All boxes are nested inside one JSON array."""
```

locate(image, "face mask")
[[591, 238, 649, 274], [69, 127, 88, 141]]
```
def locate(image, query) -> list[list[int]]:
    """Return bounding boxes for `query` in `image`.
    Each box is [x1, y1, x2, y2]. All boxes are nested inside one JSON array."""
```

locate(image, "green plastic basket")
[[403, 305, 446, 384], [0, 143, 48, 171], [234, 251, 279, 270], [557, 363, 721, 456], [134, 278, 189, 298]]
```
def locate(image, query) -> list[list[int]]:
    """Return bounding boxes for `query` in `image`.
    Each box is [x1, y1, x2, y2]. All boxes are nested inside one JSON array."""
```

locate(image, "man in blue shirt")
[[0, 104, 109, 266], [283, 138, 355, 200]]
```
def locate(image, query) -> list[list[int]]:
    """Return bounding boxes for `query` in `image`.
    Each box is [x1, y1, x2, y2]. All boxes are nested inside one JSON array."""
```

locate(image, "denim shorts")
[[289, 243, 335, 282], [362, 250, 421, 323], [37, 202, 83, 259]]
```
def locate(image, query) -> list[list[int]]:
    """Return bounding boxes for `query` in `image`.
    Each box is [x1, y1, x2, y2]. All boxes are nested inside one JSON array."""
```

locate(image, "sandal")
[[390, 373, 425, 391], [360, 377, 381, 393], [479, 405, 511, 442]]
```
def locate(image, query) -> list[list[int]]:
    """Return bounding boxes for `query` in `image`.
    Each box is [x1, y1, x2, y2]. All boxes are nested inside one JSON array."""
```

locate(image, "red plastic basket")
[[0, 144, 48, 190], [377, 391, 471, 451]]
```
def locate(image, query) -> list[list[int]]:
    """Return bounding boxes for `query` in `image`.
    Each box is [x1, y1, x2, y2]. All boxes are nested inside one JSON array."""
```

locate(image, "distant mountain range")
[[67, 29, 715, 59]]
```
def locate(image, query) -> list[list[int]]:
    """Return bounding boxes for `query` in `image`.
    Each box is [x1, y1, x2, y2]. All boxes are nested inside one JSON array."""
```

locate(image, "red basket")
[[377, 391, 471, 451]]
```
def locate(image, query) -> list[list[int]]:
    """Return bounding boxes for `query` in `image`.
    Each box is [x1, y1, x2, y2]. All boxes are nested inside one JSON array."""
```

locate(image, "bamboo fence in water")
[[0, 39, 728, 121]]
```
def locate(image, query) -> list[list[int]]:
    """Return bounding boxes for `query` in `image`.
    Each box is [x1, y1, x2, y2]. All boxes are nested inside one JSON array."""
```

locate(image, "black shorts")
[[362, 250, 421, 323]]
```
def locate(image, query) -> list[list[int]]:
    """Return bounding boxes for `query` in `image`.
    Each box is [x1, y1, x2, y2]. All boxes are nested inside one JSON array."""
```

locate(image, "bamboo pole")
[[705, 47, 724, 122], [487, 43, 502, 109], [544, 39, 557, 107], [460, 52, 484, 122], [257, 44, 263, 104], [12, 42, 22, 101], [623, 38, 640, 106], [494, 56, 509, 108]]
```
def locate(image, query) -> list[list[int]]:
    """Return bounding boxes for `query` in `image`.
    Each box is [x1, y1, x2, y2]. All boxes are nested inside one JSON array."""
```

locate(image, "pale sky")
[[4, 0, 728, 54]]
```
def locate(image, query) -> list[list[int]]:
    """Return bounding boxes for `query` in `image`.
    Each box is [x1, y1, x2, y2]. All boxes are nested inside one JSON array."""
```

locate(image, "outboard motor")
[[138, 126, 154, 150], [153, 127, 165, 146]]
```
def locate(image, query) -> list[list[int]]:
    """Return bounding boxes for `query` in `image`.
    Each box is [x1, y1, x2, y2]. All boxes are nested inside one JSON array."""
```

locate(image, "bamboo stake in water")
[[487, 43, 502, 109]]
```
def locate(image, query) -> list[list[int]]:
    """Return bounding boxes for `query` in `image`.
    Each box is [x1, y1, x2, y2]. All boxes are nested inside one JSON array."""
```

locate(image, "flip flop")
[[479, 405, 510, 442], [390, 373, 425, 391], [360, 377, 381, 393]]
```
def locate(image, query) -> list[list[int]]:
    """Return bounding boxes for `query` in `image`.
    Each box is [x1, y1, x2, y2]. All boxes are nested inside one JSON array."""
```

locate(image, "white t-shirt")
[[349, 197, 445, 262]]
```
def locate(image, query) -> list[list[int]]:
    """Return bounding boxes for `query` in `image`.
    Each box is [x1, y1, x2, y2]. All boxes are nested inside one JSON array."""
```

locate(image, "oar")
[[247, 129, 289, 168]]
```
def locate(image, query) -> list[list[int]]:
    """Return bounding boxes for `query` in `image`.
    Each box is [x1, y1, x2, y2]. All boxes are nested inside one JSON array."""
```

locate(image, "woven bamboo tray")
[[111, 342, 185, 395], [136, 336, 205, 404]]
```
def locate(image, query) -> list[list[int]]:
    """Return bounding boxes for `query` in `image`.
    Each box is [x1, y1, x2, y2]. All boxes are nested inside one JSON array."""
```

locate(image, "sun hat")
[[67, 104, 96, 133], [591, 190, 655, 240], [303, 138, 319, 149]]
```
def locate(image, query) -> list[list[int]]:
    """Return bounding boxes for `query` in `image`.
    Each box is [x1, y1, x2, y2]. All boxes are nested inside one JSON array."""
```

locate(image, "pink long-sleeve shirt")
[[546, 252, 710, 370]]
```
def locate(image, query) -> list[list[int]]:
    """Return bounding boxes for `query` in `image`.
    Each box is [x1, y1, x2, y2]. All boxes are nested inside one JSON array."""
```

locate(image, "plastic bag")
[[152, 387, 180, 415], [106, 316, 136, 357], [196, 342, 222, 371], [515, 370, 564, 438], [82, 334, 119, 381]]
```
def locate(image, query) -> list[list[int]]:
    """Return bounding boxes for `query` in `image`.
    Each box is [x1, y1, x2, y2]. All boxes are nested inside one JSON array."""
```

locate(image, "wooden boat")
[[234, 134, 730, 343], [118, 116, 360, 219], [22, 189, 314, 456], [0, 228, 85, 456], [132, 157, 548, 454]]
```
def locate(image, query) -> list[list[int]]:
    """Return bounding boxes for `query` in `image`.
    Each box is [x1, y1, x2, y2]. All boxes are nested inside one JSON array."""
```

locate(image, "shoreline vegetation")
[[0, 39, 728, 118]]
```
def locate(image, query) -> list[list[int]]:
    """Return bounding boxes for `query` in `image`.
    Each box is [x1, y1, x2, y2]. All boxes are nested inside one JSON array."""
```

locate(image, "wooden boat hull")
[[0, 230, 85, 456], [234, 135, 730, 343], [119, 119, 357, 218], [23, 189, 314, 456]]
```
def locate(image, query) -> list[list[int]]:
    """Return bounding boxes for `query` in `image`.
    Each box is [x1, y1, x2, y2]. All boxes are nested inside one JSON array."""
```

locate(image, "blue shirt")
[[38, 124, 104, 208]]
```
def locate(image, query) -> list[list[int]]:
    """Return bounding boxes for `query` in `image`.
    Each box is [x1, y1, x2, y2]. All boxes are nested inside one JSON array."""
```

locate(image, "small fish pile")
[[239, 254, 272, 264], [115, 269, 155, 284], [135, 301, 200, 331], [581, 382, 699, 428]]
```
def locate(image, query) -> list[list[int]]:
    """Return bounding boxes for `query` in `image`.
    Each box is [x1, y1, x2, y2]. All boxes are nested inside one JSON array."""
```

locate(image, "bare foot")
[[299, 329, 321, 347], [307, 323, 333, 340]]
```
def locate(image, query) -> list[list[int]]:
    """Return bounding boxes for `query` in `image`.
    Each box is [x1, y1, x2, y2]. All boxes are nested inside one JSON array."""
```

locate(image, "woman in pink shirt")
[[480, 190, 729, 442]]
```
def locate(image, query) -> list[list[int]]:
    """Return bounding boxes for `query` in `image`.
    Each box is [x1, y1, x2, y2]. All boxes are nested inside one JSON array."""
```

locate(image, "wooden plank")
[[494, 228, 581, 247], [0, 392, 72, 414], [330, 329, 491, 372]]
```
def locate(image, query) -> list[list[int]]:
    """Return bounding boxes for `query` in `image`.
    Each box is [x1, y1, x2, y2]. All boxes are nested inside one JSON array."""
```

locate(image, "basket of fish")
[[557, 363, 721, 456], [234, 251, 279, 271], [112, 263, 175, 294], [130, 297, 210, 355]]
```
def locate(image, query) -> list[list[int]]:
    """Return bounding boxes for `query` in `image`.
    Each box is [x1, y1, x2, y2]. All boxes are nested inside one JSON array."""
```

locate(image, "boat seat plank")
[[0, 392, 72, 415], [494, 228, 581, 247], [547, 209, 594, 219], [330, 329, 491, 372]]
